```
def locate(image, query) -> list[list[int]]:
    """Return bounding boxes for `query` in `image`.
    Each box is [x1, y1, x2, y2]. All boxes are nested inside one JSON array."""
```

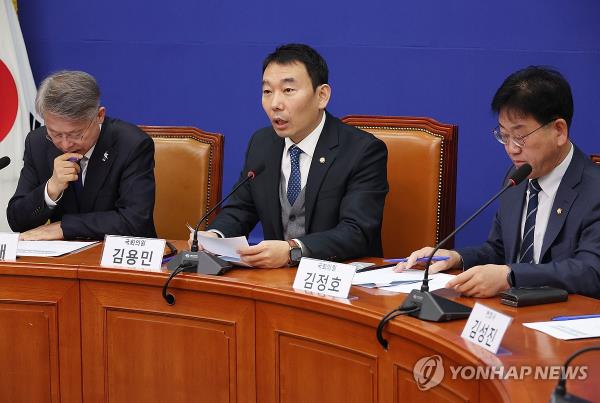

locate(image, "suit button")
[[289, 215, 296, 222]]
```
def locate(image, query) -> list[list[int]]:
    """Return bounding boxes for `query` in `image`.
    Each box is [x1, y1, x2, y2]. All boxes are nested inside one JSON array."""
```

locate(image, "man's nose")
[[270, 92, 284, 111], [505, 140, 522, 154]]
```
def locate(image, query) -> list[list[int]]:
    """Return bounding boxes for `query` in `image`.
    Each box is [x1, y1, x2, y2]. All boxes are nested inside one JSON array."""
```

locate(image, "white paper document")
[[197, 234, 250, 266], [17, 241, 98, 257], [383, 273, 456, 293], [523, 318, 600, 340], [352, 267, 456, 292]]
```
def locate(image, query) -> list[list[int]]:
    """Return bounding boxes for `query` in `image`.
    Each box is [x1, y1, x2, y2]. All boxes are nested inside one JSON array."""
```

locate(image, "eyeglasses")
[[492, 119, 555, 149], [45, 116, 96, 143]]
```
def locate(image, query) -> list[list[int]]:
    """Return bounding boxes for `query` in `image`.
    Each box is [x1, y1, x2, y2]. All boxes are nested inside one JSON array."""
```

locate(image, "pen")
[[551, 314, 600, 321], [356, 279, 423, 288], [384, 256, 450, 263], [355, 263, 396, 273]]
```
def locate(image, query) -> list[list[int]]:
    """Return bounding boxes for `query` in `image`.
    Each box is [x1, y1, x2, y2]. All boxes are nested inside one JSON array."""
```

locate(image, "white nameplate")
[[461, 302, 513, 354], [0, 233, 19, 261], [292, 257, 356, 299], [101, 235, 165, 271]]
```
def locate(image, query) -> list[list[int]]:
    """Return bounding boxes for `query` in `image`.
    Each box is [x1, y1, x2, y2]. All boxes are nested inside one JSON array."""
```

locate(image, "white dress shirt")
[[281, 112, 326, 191], [520, 143, 573, 263]]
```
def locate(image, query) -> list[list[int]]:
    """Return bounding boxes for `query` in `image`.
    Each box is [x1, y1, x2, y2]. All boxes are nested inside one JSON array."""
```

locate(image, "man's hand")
[[20, 222, 64, 241], [237, 240, 289, 268], [445, 264, 511, 298], [187, 230, 218, 250], [394, 246, 462, 274], [47, 153, 83, 201]]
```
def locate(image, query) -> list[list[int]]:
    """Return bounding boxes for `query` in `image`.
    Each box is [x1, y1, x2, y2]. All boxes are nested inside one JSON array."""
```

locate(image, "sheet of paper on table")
[[17, 240, 99, 257], [523, 318, 600, 340]]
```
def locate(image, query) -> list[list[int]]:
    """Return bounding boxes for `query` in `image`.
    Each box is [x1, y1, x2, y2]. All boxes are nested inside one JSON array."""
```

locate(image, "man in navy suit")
[[7, 71, 156, 240], [195, 44, 388, 268], [396, 66, 600, 298]]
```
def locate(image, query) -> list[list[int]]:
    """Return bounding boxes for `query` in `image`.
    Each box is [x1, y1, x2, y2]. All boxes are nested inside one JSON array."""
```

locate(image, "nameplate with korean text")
[[101, 235, 165, 271], [461, 302, 513, 354], [292, 257, 356, 299], [0, 233, 19, 261]]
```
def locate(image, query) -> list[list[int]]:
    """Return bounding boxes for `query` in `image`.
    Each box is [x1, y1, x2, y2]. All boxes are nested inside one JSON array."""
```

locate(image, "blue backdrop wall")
[[17, 0, 600, 247]]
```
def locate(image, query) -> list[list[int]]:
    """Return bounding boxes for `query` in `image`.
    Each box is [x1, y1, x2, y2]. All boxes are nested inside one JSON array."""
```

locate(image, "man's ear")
[[317, 84, 331, 110], [553, 118, 569, 146], [97, 106, 106, 123]]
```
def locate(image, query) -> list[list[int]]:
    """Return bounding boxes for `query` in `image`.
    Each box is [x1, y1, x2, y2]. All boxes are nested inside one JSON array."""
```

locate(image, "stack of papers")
[[523, 318, 600, 340], [352, 267, 455, 293], [196, 234, 252, 267], [17, 241, 98, 257]]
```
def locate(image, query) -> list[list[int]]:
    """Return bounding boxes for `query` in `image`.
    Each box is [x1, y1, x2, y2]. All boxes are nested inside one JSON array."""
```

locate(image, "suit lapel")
[[80, 122, 116, 212], [305, 113, 339, 229], [263, 134, 285, 239], [503, 180, 527, 262], [539, 148, 584, 260]]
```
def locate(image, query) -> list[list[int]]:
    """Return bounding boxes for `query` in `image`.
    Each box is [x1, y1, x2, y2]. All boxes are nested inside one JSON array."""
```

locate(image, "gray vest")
[[279, 176, 306, 240]]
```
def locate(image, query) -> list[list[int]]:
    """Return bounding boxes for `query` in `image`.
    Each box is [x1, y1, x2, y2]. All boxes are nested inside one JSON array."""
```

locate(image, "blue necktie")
[[287, 145, 302, 205], [518, 179, 541, 264]]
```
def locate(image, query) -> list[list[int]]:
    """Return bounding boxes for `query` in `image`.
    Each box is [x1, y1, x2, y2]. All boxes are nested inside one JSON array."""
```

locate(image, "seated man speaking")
[[395, 66, 600, 298], [7, 71, 156, 240], [194, 43, 388, 268]]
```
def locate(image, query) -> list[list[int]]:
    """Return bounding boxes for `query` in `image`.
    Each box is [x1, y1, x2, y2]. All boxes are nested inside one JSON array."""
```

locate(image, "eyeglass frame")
[[492, 118, 557, 149], [45, 115, 97, 144]]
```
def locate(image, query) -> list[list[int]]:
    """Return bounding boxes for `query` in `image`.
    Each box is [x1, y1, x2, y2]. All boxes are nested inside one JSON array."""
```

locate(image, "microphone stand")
[[162, 168, 261, 304], [376, 164, 532, 349]]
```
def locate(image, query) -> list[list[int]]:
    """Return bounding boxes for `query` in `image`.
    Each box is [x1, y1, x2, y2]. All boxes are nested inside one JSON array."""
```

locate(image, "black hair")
[[491, 66, 573, 128], [262, 43, 328, 90]]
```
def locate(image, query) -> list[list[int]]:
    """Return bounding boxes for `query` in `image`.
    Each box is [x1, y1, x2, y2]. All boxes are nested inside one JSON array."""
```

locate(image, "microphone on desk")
[[376, 163, 533, 349], [162, 163, 265, 305], [550, 345, 600, 403], [0, 156, 11, 171]]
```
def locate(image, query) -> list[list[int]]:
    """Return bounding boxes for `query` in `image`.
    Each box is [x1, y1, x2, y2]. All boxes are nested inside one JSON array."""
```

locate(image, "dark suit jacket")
[[209, 113, 388, 261], [7, 117, 156, 240], [458, 146, 600, 298]]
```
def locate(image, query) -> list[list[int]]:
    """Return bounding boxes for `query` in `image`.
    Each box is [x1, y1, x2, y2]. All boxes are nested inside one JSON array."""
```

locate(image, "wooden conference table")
[[0, 241, 599, 403]]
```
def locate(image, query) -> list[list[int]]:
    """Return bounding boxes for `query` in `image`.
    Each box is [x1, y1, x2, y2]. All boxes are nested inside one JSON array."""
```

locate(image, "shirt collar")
[[536, 142, 574, 196], [81, 122, 101, 161], [284, 112, 326, 158]]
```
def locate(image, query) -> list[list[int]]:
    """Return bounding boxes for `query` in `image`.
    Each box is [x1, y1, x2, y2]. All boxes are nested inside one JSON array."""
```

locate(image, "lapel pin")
[[102, 152, 109, 162], [556, 208, 562, 215], [319, 157, 325, 164]]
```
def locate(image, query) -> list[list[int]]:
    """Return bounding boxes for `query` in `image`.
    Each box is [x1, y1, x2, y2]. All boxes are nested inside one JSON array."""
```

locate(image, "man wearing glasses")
[[7, 71, 156, 240], [395, 66, 600, 298]]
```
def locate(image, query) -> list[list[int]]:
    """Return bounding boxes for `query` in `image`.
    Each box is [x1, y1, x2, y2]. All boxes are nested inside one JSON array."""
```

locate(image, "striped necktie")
[[518, 179, 541, 264]]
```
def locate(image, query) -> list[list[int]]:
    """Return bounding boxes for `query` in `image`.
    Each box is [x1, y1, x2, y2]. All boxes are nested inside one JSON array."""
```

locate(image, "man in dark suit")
[[196, 44, 388, 268], [7, 71, 156, 240], [396, 66, 600, 298]]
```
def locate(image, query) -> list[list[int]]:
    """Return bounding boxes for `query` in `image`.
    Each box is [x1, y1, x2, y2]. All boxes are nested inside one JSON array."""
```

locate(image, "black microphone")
[[550, 345, 600, 403], [376, 163, 532, 348], [190, 164, 265, 252], [162, 164, 265, 305], [0, 156, 10, 170]]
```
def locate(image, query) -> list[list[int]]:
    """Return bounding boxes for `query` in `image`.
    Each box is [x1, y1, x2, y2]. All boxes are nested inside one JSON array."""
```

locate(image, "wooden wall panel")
[[278, 334, 377, 403], [80, 280, 256, 403], [0, 275, 81, 403], [0, 305, 54, 403], [256, 301, 379, 403]]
